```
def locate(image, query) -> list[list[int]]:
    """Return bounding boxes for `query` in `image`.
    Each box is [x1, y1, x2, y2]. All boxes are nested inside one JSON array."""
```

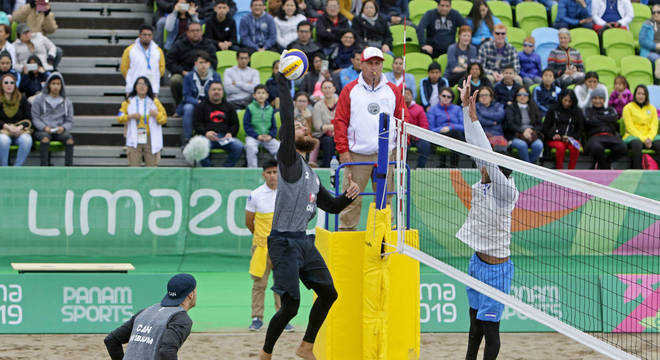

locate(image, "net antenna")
[[398, 121, 660, 360], [394, 17, 409, 254]]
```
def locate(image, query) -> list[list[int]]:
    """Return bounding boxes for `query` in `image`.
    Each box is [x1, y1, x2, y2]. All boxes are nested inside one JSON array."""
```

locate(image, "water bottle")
[[330, 156, 339, 189]]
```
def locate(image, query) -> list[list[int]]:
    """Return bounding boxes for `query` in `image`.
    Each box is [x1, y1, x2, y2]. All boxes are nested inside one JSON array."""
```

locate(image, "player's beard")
[[295, 135, 317, 153]]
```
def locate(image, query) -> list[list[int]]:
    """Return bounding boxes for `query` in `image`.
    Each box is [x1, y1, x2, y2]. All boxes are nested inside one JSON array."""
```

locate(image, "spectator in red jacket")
[[404, 87, 430, 168]]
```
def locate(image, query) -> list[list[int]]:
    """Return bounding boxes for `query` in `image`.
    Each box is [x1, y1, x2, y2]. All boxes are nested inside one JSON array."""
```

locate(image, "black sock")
[[262, 293, 299, 354], [65, 144, 74, 166], [302, 283, 338, 344], [39, 141, 49, 166], [482, 320, 501, 360], [466, 308, 483, 360]]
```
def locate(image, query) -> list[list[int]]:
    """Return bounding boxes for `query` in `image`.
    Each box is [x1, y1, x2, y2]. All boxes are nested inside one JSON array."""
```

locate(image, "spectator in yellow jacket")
[[120, 25, 166, 96], [117, 76, 167, 167], [622, 84, 660, 169]]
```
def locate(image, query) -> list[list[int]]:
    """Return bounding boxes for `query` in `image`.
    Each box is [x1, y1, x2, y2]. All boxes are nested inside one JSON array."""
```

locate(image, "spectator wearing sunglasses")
[[477, 24, 522, 86], [554, 0, 593, 29], [518, 36, 542, 88], [640, 4, 660, 66], [504, 86, 544, 164]]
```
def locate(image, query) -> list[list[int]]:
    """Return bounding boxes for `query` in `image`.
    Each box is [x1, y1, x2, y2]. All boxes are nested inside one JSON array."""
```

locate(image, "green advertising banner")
[[1, 168, 659, 260], [0, 274, 171, 333], [420, 272, 602, 332]]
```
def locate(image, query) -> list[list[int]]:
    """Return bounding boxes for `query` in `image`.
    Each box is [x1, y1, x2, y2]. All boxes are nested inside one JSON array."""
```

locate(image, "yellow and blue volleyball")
[[280, 49, 308, 80]]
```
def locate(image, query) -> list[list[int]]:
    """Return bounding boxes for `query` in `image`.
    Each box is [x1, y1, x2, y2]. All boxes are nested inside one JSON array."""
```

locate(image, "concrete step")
[[53, 38, 134, 47], [59, 72, 127, 86], [49, 29, 139, 44], [66, 85, 171, 98], [52, 2, 151, 14], [74, 115, 182, 128], [60, 56, 121, 68], [59, 43, 127, 57], [70, 129, 182, 147], [56, 16, 147, 30], [71, 99, 176, 117], [25, 146, 191, 167]]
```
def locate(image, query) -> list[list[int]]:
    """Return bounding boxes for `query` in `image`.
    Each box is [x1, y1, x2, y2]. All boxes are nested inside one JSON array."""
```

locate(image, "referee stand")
[[314, 113, 420, 359]]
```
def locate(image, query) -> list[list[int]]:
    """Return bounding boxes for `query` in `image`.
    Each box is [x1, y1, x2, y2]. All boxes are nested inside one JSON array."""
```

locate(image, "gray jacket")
[[32, 72, 74, 132]]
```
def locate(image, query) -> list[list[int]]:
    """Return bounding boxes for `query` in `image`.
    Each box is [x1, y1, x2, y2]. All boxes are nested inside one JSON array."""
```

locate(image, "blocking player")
[[258, 58, 360, 359], [456, 76, 520, 360]]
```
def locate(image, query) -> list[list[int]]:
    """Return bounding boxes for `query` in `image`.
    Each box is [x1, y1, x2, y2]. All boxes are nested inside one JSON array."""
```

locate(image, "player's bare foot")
[[258, 350, 272, 360], [295, 341, 316, 359]]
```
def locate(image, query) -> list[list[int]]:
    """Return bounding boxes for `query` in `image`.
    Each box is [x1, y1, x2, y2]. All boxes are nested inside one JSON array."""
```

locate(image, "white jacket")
[[456, 107, 519, 258], [124, 96, 163, 154], [334, 73, 404, 155], [13, 32, 56, 72], [591, 0, 634, 27], [274, 14, 307, 49], [122, 39, 164, 94]]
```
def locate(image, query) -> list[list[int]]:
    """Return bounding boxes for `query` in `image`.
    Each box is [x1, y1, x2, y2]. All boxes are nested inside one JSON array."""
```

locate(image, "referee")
[[258, 53, 360, 360], [104, 273, 197, 360], [456, 77, 520, 360]]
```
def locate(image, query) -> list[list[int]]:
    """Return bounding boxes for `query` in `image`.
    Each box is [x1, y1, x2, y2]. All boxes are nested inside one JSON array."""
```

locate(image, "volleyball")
[[279, 49, 308, 80]]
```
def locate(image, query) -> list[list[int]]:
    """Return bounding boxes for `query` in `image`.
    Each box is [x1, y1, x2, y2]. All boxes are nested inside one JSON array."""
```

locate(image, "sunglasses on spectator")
[[440, 94, 452, 98], [494, 32, 506, 35], [517, 92, 529, 97], [3, 81, 14, 85], [523, 43, 534, 47], [654, 10, 660, 14]]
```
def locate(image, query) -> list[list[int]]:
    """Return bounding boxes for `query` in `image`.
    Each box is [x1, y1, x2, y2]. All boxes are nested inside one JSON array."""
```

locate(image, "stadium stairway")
[[28, 0, 190, 166]]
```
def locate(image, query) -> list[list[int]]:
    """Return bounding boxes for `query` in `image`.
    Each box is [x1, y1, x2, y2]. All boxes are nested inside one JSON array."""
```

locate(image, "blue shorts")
[[268, 230, 333, 300], [466, 253, 514, 322]]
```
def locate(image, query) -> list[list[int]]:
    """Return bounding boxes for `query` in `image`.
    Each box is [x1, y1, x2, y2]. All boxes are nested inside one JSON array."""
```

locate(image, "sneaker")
[[284, 323, 295, 332], [249, 317, 263, 331]]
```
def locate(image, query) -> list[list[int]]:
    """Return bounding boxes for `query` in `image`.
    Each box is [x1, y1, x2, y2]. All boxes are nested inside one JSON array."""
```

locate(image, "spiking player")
[[456, 76, 520, 360], [258, 52, 360, 360]]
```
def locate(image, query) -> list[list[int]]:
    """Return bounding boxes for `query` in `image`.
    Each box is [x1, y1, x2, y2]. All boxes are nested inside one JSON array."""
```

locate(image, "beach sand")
[[1, 331, 645, 359]]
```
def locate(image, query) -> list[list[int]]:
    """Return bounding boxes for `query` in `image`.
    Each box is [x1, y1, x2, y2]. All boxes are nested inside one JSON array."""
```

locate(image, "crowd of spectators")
[[4, 0, 660, 170]]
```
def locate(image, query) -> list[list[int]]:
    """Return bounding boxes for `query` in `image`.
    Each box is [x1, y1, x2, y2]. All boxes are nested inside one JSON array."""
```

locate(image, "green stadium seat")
[[436, 53, 447, 74], [10, 22, 16, 42], [631, 3, 651, 47], [551, 3, 557, 24], [620, 56, 653, 92], [516, 2, 548, 35], [602, 28, 635, 68], [250, 50, 280, 84], [391, 25, 420, 56], [383, 53, 394, 73], [452, 0, 473, 17], [488, 1, 513, 28], [529, 83, 539, 93], [584, 55, 618, 92], [569, 28, 600, 60], [410, 0, 437, 25], [506, 26, 526, 52], [216, 50, 237, 77], [236, 109, 246, 143], [250, 50, 280, 72], [405, 52, 433, 87]]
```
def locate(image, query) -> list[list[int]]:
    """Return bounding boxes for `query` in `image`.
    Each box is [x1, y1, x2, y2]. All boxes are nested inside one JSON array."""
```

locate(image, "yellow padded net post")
[[314, 203, 420, 360]]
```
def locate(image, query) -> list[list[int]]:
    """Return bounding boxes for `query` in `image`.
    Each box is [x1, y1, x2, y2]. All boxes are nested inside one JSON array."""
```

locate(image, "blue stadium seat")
[[647, 85, 660, 109], [531, 27, 558, 69]]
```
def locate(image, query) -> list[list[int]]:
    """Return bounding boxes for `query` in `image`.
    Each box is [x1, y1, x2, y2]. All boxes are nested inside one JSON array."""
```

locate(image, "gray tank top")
[[123, 304, 184, 360], [272, 156, 320, 232]]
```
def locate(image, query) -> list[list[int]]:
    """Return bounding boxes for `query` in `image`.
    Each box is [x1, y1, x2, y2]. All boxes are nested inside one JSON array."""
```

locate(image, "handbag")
[[0, 119, 33, 137], [642, 154, 658, 170]]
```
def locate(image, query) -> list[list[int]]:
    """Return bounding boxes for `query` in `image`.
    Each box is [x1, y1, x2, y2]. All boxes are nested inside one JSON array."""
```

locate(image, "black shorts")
[[268, 230, 333, 300]]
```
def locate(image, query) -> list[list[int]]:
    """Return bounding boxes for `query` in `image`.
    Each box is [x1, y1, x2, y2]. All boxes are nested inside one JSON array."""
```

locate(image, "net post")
[[375, 113, 389, 210]]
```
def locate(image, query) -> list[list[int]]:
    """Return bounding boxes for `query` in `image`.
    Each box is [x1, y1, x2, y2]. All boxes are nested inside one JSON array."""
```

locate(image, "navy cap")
[[161, 273, 196, 306]]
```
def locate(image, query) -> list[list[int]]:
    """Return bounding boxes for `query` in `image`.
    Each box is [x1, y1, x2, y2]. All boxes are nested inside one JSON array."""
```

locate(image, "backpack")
[[642, 154, 658, 170]]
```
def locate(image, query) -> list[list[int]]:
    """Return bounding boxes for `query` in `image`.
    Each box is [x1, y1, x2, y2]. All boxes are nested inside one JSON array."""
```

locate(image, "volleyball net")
[[391, 118, 660, 360]]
